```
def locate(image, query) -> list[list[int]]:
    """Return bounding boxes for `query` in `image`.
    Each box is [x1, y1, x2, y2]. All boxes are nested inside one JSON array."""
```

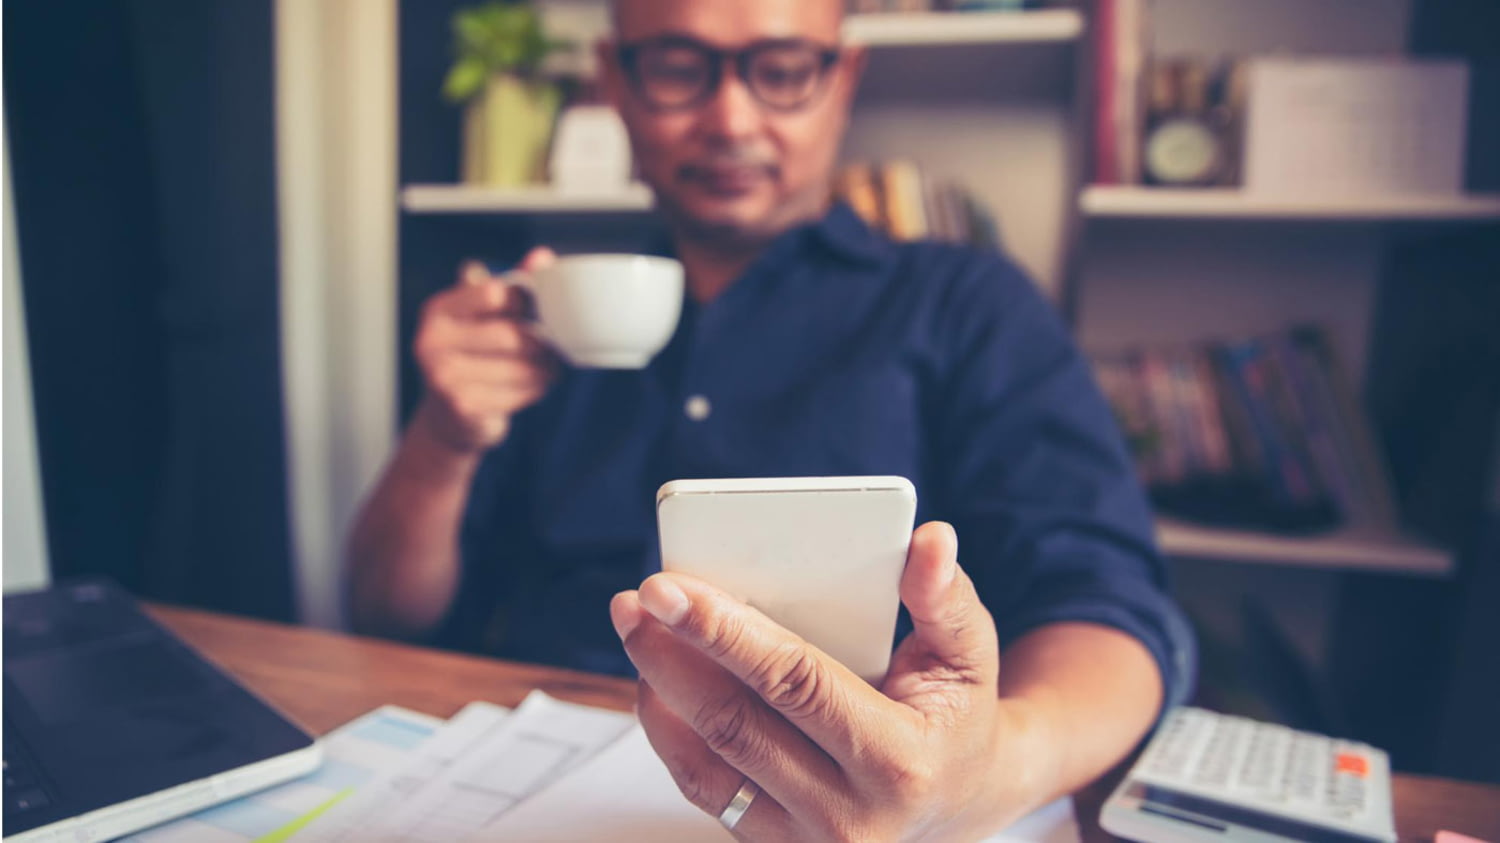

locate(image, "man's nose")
[[698, 67, 763, 141]]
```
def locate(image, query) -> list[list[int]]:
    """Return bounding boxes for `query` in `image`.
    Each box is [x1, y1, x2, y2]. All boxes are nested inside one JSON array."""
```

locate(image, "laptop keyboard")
[[4, 722, 55, 817]]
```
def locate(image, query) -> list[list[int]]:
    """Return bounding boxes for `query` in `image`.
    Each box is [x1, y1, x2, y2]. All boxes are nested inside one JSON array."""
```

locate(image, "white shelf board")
[[844, 9, 1084, 46], [1156, 517, 1454, 576], [402, 183, 654, 214], [1081, 186, 1500, 222]]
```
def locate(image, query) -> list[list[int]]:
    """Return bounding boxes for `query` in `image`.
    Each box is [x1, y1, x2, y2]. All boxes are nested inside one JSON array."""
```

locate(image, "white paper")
[[122, 705, 443, 843], [359, 691, 635, 842], [477, 725, 1081, 843], [1244, 58, 1469, 197], [293, 701, 511, 841]]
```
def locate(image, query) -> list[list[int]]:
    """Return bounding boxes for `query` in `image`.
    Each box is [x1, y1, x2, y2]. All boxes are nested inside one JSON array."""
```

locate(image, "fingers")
[[451, 247, 552, 316], [435, 275, 534, 321], [897, 522, 998, 677], [518, 245, 557, 271], [626, 573, 912, 769], [429, 354, 551, 389], [414, 324, 557, 453], [636, 682, 798, 841], [424, 315, 551, 359], [406, 252, 560, 453], [613, 592, 846, 822], [880, 523, 1000, 716], [459, 259, 492, 286]]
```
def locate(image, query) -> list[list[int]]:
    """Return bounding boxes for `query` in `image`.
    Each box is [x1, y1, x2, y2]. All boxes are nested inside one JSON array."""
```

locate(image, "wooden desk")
[[149, 604, 1500, 843]]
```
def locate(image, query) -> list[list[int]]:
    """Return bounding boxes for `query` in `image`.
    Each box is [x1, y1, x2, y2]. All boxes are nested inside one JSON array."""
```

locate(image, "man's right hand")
[[412, 247, 561, 455]]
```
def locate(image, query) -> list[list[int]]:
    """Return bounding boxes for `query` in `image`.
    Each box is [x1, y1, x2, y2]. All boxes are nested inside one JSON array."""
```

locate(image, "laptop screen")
[[3, 579, 318, 836]]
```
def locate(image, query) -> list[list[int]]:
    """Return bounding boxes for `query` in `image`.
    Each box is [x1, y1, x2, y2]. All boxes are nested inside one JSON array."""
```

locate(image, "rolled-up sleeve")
[[929, 254, 1197, 712]]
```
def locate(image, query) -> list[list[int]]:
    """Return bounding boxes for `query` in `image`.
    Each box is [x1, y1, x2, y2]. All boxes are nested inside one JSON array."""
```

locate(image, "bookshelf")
[[1080, 187, 1500, 222], [1071, 0, 1487, 579], [401, 7, 1084, 293], [1156, 518, 1453, 575], [402, 183, 653, 214], [842, 8, 1080, 294], [395, 1, 1473, 577], [844, 9, 1084, 46]]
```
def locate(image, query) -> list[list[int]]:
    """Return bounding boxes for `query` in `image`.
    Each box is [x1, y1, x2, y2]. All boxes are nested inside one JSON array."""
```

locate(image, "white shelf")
[[1155, 517, 1454, 576], [844, 9, 1084, 46], [1081, 186, 1500, 221], [402, 183, 654, 214]]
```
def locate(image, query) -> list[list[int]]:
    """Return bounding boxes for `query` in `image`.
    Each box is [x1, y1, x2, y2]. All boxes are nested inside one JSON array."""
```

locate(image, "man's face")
[[602, 0, 863, 244]]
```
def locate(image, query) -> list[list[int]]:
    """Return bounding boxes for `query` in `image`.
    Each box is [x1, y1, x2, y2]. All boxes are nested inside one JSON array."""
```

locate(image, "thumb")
[[897, 522, 999, 678], [520, 245, 557, 271]]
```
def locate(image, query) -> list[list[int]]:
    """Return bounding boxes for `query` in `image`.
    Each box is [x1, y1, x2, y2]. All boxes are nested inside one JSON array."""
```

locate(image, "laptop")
[[3, 579, 322, 842]]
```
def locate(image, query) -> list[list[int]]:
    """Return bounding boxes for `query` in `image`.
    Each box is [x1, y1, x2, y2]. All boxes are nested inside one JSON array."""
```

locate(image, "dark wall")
[[5, 0, 295, 620], [5, 0, 168, 594], [1326, 0, 1500, 783]]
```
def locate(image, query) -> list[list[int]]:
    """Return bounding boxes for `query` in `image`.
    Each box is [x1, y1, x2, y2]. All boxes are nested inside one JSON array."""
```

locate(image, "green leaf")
[[446, 1, 557, 81], [442, 56, 488, 103], [454, 13, 491, 55]]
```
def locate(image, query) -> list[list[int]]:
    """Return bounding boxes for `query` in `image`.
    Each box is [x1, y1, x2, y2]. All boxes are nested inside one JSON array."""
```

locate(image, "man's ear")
[[595, 38, 627, 111], [836, 44, 868, 106]]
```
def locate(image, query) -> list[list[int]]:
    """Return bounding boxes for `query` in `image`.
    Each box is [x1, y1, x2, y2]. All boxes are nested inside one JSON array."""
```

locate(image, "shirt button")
[[684, 394, 711, 422]]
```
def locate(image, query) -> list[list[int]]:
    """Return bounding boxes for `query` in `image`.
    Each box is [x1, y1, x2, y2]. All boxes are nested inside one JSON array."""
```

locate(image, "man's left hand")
[[610, 521, 1064, 841]]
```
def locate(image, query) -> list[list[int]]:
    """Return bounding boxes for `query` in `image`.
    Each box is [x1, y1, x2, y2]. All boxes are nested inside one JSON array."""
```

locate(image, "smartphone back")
[[656, 476, 916, 683]]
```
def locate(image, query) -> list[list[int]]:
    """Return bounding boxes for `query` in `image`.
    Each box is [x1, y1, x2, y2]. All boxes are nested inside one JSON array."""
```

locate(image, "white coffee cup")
[[501, 254, 684, 369]]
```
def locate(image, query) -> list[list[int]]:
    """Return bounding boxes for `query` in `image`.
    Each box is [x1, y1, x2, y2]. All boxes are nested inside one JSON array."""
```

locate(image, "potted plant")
[[442, 1, 568, 187]]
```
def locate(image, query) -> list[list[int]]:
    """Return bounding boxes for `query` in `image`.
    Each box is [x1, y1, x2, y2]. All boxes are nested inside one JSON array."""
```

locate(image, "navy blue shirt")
[[447, 203, 1196, 709]]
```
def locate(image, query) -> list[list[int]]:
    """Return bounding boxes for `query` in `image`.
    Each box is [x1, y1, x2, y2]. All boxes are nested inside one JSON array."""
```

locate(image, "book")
[[1190, 347, 1235, 475], [1091, 0, 1147, 184], [834, 161, 998, 247], [1223, 340, 1308, 505], [1091, 0, 1119, 184], [1209, 339, 1340, 531], [1134, 350, 1175, 485], [1113, 0, 1146, 185], [1167, 349, 1209, 476], [1208, 344, 1267, 484], [1267, 332, 1357, 519], [880, 160, 929, 239], [1094, 354, 1159, 486], [1291, 325, 1401, 526], [836, 162, 886, 230], [1256, 337, 1330, 504], [1092, 324, 1410, 534]]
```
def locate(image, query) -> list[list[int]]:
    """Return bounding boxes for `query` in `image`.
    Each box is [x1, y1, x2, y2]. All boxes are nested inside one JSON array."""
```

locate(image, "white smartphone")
[[655, 476, 917, 683]]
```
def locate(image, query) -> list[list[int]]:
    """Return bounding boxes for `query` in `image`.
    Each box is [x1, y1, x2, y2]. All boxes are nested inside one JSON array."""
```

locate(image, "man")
[[348, 0, 1195, 837]]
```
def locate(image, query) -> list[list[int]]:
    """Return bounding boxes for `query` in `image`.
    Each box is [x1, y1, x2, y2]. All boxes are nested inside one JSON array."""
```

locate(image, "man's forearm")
[[997, 622, 1164, 802], [347, 407, 486, 639]]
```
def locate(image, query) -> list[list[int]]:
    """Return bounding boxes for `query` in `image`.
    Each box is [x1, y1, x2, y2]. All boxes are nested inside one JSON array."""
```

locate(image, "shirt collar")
[[649, 201, 890, 270], [807, 201, 889, 268]]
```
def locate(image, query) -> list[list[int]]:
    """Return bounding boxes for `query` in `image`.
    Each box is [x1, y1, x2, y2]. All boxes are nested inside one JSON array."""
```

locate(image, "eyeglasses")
[[616, 36, 841, 113]]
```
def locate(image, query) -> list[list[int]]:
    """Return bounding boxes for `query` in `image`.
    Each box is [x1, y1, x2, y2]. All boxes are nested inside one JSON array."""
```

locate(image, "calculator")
[[1101, 707, 1396, 843]]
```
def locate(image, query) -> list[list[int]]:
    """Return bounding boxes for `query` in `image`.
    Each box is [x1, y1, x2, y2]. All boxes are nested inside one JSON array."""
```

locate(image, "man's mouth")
[[680, 162, 775, 196]]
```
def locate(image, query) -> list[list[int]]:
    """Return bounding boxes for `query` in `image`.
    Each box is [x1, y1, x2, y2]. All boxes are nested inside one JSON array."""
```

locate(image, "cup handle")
[[491, 268, 533, 293], [482, 269, 547, 339], [467, 267, 539, 320]]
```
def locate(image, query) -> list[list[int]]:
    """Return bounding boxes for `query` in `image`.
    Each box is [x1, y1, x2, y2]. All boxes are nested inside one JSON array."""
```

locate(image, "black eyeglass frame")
[[615, 35, 843, 113]]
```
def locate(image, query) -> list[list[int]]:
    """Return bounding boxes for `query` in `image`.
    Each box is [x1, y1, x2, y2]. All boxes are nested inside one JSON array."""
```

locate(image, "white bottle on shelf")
[[548, 103, 633, 194]]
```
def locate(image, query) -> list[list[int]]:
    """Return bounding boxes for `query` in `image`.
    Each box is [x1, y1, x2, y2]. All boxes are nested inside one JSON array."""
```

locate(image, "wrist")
[[990, 694, 1071, 812], [402, 401, 490, 485]]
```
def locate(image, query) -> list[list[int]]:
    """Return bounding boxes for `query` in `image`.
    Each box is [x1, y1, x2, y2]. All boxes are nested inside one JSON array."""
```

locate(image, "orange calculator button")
[[1335, 753, 1369, 777]]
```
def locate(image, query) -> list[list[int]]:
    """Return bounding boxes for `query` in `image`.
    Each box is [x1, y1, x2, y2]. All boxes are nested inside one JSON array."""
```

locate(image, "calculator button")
[[1336, 753, 1369, 777]]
